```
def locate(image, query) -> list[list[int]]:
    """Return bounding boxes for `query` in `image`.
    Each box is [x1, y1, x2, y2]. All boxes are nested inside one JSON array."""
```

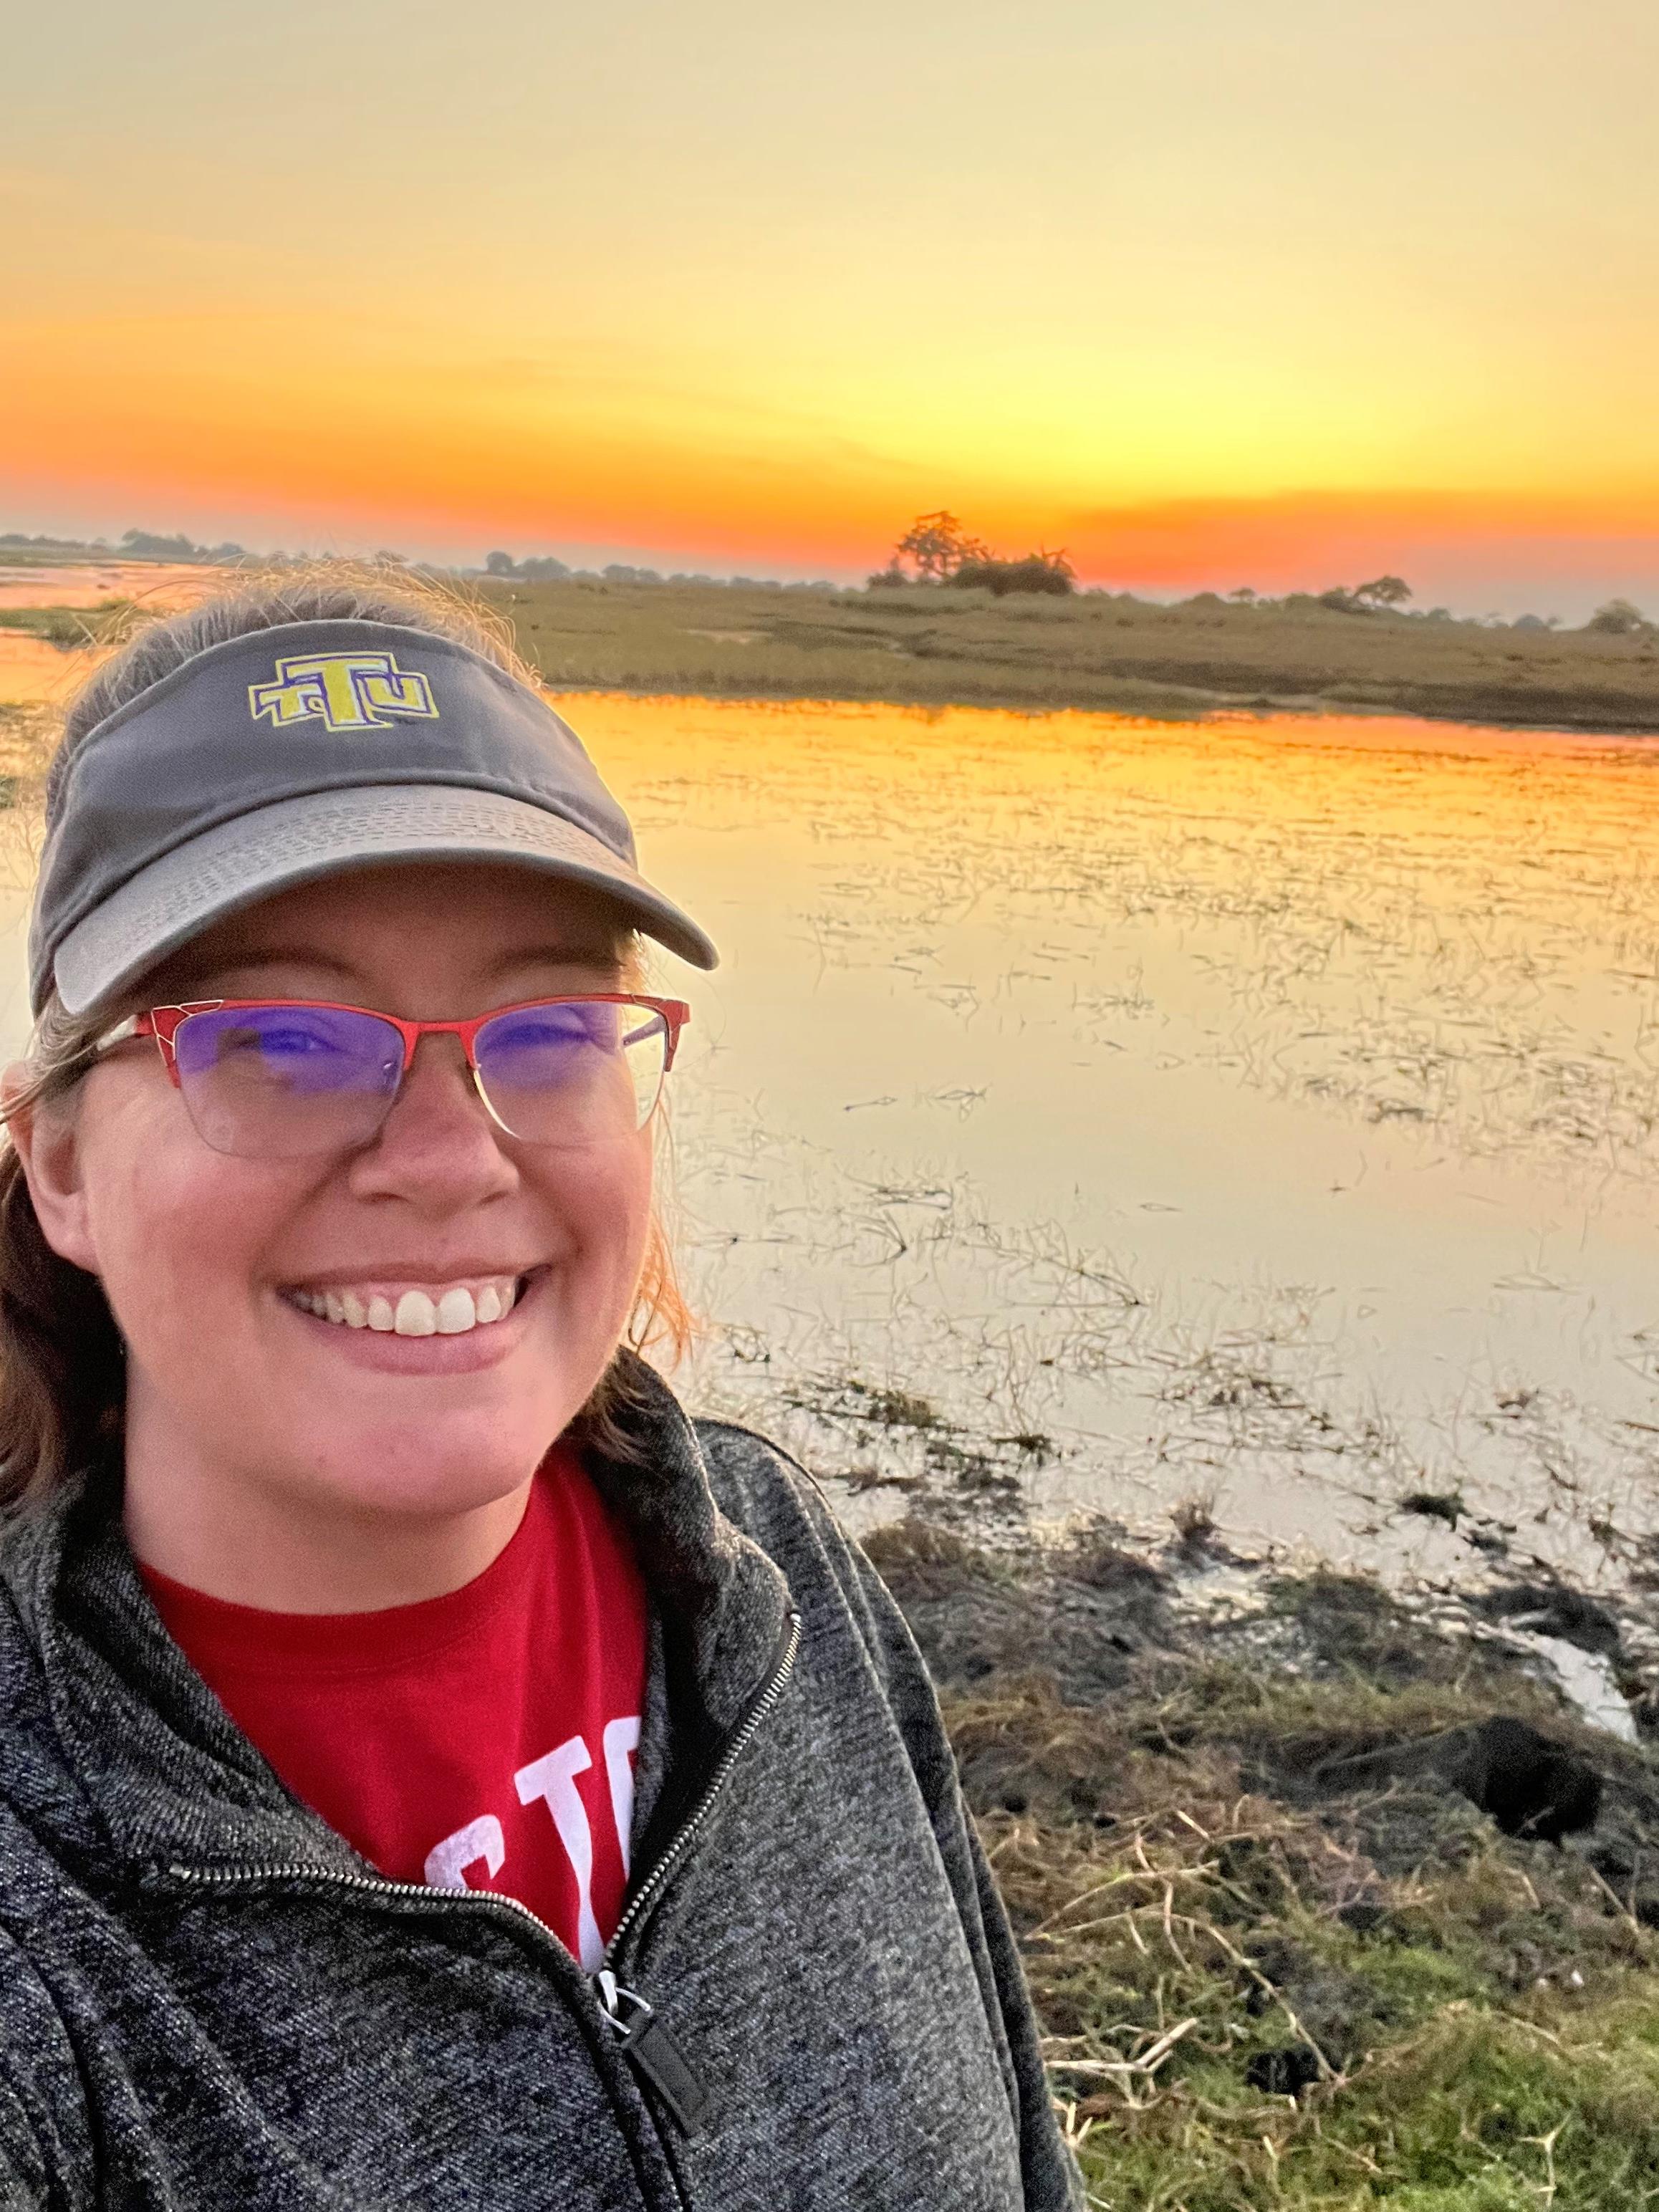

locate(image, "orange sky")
[[5, 1, 1658, 615]]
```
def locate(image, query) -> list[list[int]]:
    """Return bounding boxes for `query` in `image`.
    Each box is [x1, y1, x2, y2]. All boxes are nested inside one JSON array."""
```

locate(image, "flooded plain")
[[567, 695, 1659, 1580], [5, 623, 1659, 1579]]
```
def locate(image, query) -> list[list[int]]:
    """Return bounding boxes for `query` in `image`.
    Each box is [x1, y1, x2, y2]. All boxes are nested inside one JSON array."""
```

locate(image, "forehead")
[[153, 862, 632, 994]]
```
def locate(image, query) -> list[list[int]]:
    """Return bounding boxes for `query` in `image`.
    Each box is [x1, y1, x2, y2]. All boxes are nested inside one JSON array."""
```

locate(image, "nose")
[[345, 1034, 517, 1209]]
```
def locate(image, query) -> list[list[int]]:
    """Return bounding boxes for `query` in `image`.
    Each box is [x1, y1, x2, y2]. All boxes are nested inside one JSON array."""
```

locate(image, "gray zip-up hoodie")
[[0, 1360, 1080, 2209]]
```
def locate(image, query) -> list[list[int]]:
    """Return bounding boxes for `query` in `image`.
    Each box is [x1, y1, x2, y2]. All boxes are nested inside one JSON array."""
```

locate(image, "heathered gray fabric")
[[0, 1360, 1081, 2209]]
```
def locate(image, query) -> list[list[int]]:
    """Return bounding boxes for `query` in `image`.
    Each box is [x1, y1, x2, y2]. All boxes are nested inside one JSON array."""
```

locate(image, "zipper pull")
[[594, 1969, 709, 2135]]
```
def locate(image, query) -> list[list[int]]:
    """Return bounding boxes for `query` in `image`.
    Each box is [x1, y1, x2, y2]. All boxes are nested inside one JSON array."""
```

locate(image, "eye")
[[491, 1006, 609, 1052], [224, 1023, 341, 1060]]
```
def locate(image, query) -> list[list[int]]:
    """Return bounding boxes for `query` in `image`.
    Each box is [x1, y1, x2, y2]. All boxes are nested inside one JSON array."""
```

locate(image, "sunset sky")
[[5, 0, 1657, 614]]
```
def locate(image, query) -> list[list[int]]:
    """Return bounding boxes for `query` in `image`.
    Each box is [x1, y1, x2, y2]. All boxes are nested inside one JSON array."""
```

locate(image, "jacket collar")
[[0, 1357, 791, 1885]]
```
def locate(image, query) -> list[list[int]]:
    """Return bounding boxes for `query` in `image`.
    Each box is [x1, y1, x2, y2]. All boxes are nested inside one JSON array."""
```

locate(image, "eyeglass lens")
[[170, 1001, 670, 1159]]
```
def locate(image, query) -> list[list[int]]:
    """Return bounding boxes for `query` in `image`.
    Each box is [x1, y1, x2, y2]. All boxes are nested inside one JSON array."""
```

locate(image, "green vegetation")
[[865, 1520, 1659, 2208], [0, 600, 132, 648], [484, 574, 1659, 731], [5, 525, 1658, 729]]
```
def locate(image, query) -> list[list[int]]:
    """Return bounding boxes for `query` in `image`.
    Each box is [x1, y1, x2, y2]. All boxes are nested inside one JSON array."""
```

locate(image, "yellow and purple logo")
[[249, 651, 439, 734]]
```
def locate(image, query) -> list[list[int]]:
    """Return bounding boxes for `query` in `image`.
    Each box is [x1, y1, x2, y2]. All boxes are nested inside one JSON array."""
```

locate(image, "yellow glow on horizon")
[[5, 0, 1658, 608]]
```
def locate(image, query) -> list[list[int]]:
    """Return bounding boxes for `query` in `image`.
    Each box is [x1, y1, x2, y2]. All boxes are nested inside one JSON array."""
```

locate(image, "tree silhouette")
[[1352, 574, 1413, 610], [893, 511, 990, 582]]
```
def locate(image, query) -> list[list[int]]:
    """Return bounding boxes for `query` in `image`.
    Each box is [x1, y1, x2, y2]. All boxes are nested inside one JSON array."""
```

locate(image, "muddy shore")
[[871, 1511, 1659, 2204]]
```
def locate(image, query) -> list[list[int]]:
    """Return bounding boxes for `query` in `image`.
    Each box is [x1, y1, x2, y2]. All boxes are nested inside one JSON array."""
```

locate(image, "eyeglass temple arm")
[[91, 1011, 181, 1064]]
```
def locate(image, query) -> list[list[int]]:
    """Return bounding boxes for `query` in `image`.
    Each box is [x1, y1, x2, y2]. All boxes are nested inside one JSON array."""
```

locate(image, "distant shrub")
[[484, 552, 572, 582], [1587, 597, 1652, 635], [868, 564, 908, 588], [948, 552, 1075, 598]]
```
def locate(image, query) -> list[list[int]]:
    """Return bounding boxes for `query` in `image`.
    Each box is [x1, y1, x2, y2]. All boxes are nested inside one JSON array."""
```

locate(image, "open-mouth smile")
[[279, 1272, 537, 1338]]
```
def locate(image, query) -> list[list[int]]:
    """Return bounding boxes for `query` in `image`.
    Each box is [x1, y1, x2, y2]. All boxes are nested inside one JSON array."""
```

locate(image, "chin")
[[293, 1417, 570, 1521]]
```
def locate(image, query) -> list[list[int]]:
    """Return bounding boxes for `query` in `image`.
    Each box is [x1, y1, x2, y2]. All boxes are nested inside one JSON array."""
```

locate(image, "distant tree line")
[[4, 523, 1652, 634], [481, 551, 839, 591], [0, 527, 247, 562]]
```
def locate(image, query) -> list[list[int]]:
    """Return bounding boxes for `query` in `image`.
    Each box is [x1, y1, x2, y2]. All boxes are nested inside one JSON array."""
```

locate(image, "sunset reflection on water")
[[4, 660, 1659, 1577], [574, 695, 1659, 1574]]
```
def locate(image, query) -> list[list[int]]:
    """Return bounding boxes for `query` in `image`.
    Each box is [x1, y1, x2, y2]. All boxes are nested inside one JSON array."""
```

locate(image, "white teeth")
[[394, 1290, 438, 1337], [292, 1277, 521, 1336]]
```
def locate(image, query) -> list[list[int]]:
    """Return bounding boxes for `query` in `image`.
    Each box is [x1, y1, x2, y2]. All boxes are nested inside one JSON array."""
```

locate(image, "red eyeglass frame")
[[100, 994, 693, 1085]]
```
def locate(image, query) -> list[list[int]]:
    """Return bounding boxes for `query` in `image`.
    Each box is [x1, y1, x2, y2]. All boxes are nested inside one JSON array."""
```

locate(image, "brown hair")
[[0, 565, 691, 1509]]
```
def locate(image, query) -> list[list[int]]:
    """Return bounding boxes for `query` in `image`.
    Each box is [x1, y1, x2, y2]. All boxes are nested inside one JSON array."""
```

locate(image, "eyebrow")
[[486, 939, 623, 970], [181, 943, 623, 991]]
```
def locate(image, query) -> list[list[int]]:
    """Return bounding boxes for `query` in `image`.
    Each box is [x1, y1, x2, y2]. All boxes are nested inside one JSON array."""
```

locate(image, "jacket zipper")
[[159, 1610, 801, 2141], [605, 1609, 800, 1960]]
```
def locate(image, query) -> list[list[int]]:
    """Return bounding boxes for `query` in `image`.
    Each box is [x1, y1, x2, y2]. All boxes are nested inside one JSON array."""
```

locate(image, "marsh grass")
[[0, 601, 131, 649], [489, 577, 1659, 732], [877, 1522, 1659, 2208]]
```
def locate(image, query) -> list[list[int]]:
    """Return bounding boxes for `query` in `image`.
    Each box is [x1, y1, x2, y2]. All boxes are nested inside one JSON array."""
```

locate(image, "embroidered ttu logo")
[[248, 651, 438, 734]]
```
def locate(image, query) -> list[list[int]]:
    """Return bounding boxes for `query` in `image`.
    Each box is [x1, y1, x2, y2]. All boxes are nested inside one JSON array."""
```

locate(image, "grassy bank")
[[484, 577, 1659, 733], [0, 601, 129, 648], [11, 576, 1659, 734], [868, 1519, 1659, 2208]]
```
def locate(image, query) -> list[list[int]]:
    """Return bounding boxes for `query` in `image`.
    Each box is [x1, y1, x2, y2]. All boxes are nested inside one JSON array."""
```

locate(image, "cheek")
[[77, 1085, 298, 1332], [529, 1136, 654, 1301]]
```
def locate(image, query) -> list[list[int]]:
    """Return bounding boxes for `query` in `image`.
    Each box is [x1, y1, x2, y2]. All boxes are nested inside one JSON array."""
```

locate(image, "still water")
[[570, 696, 1659, 1578], [4, 668, 1659, 1577]]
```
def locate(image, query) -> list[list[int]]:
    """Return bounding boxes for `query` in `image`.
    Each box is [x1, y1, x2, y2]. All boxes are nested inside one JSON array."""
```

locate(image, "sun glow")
[[5, 0, 1658, 610]]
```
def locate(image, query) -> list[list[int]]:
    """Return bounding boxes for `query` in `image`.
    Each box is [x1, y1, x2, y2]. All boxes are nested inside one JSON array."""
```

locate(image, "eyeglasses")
[[96, 995, 690, 1160]]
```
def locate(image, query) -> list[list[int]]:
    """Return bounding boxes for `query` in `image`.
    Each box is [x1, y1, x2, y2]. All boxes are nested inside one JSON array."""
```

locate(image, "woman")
[[0, 577, 1079, 2209]]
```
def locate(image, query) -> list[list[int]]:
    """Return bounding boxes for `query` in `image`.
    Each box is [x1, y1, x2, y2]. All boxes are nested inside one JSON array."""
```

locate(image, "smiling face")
[[14, 861, 658, 1607]]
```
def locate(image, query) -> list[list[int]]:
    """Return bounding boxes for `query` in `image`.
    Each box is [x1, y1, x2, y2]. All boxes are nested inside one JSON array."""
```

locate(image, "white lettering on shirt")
[[423, 1812, 506, 1891], [514, 1737, 603, 1969], [602, 1715, 641, 1880], [418, 1715, 642, 1958]]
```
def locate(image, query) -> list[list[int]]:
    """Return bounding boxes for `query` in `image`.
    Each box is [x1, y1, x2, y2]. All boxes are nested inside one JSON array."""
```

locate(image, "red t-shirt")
[[142, 1448, 649, 1971]]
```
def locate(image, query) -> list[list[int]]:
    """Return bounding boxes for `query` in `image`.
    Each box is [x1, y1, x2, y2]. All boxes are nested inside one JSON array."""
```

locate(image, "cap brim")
[[51, 783, 718, 1016]]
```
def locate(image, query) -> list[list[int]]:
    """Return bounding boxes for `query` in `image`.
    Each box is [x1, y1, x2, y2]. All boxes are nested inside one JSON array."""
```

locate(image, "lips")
[[282, 1275, 526, 1337]]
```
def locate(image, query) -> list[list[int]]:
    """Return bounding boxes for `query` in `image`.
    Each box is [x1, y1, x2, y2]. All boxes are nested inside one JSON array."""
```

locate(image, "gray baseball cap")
[[29, 617, 718, 1016]]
